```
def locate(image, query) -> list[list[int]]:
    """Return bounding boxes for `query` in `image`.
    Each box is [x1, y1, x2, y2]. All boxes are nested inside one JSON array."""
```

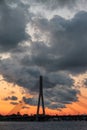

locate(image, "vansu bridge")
[[6, 76, 87, 117]]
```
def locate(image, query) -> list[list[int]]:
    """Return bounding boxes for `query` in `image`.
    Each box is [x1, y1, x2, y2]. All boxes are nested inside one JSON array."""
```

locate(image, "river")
[[0, 121, 87, 130]]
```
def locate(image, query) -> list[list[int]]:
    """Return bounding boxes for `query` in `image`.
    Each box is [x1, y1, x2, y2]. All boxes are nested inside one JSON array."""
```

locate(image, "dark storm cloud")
[[56, 11, 87, 73], [1, 9, 87, 109], [1, 12, 87, 75], [0, 0, 30, 52], [0, 55, 74, 91], [4, 96, 18, 101], [23, 97, 37, 106], [30, 11, 87, 73], [0, 55, 76, 109], [46, 72, 74, 87], [44, 86, 79, 109], [23, 86, 79, 109]]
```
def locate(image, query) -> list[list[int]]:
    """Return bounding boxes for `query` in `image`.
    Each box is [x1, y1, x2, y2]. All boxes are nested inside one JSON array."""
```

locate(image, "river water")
[[0, 121, 87, 130]]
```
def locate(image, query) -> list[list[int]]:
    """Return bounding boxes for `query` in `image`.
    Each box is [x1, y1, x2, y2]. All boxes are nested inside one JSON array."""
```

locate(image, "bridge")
[[1, 76, 86, 116]]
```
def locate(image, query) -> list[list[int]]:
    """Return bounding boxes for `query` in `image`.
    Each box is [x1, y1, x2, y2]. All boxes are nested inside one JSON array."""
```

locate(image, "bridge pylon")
[[36, 76, 45, 116]]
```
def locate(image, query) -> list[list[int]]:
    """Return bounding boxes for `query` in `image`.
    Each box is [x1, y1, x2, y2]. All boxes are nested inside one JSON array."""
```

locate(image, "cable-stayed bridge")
[[1, 76, 86, 115]]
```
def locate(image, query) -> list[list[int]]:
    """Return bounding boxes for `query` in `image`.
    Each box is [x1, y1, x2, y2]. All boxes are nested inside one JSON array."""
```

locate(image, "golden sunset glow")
[[0, 74, 87, 116]]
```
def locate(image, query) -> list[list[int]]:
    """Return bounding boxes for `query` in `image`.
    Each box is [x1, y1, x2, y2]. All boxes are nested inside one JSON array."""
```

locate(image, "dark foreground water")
[[0, 121, 87, 130]]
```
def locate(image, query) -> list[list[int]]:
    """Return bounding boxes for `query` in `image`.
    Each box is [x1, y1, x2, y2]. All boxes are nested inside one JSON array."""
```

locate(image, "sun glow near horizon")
[[0, 74, 87, 116]]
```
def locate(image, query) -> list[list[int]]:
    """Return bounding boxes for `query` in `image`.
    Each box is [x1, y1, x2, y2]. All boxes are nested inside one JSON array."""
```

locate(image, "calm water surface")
[[0, 121, 87, 130]]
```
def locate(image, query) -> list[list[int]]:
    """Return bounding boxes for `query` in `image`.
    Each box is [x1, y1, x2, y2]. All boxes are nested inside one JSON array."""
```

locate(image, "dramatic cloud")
[[23, 97, 37, 106], [0, 0, 30, 52], [23, 86, 79, 109], [0, 55, 74, 90], [29, 11, 87, 73], [0, 0, 87, 110]]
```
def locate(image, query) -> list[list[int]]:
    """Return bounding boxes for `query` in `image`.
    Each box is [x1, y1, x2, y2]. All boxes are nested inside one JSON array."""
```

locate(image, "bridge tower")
[[37, 76, 45, 116]]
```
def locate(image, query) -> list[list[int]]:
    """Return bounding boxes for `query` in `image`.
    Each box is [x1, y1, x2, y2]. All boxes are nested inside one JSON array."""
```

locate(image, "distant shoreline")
[[0, 114, 87, 122]]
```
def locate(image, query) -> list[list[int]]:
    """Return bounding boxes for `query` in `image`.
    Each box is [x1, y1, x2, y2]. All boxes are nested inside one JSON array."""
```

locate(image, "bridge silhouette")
[[8, 76, 45, 115], [1, 76, 86, 115]]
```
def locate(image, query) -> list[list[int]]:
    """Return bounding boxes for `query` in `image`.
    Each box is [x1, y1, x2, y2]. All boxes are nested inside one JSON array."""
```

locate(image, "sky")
[[0, 0, 87, 115]]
